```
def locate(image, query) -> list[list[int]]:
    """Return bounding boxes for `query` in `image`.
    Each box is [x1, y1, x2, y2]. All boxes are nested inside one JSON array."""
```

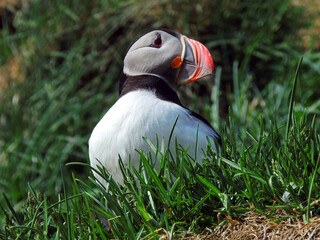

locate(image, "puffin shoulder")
[[187, 109, 222, 145]]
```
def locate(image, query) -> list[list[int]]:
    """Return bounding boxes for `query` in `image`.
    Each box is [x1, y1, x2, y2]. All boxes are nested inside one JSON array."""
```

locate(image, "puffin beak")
[[175, 36, 214, 85]]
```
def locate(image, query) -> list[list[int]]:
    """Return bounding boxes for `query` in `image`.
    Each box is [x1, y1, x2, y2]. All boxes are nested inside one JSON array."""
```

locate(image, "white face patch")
[[123, 30, 182, 81]]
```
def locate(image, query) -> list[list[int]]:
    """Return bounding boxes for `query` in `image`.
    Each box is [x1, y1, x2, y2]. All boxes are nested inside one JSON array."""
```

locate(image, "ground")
[[191, 211, 320, 240]]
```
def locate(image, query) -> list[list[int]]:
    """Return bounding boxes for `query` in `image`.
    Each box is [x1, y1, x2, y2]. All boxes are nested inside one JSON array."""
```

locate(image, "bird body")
[[89, 29, 221, 186]]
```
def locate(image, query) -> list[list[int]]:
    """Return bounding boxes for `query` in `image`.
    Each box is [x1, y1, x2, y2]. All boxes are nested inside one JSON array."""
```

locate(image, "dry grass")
[[179, 211, 320, 240], [293, 0, 320, 49], [0, 0, 19, 8], [0, 54, 24, 95], [0, 0, 25, 95]]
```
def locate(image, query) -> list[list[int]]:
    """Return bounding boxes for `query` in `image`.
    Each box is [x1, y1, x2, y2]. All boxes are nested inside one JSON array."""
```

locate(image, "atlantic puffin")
[[89, 29, 221, 185]]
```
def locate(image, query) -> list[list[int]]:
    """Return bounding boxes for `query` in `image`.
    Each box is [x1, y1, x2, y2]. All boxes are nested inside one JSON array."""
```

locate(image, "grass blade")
[[285, 56, 303, 143], [305, 155, 320, 224], [2, 193, 23, 225]]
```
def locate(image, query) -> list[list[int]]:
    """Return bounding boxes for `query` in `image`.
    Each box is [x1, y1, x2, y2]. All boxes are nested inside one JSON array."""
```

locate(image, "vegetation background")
[[0, 0, 319, 239]]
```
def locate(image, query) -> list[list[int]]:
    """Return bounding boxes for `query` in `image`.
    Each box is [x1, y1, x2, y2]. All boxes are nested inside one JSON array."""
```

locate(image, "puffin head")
[[123, 29, 214, 88]]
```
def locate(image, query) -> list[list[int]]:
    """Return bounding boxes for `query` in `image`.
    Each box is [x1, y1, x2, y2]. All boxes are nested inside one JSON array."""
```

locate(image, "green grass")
[[0, 0, 320, 239]]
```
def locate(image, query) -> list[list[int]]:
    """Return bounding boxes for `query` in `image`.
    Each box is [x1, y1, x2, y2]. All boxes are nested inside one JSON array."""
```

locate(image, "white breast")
[[89, 90, 217, 185]]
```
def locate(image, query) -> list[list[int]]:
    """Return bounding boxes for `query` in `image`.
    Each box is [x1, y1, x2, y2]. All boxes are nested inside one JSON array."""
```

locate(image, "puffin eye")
[[152, 34, 162, 48]]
